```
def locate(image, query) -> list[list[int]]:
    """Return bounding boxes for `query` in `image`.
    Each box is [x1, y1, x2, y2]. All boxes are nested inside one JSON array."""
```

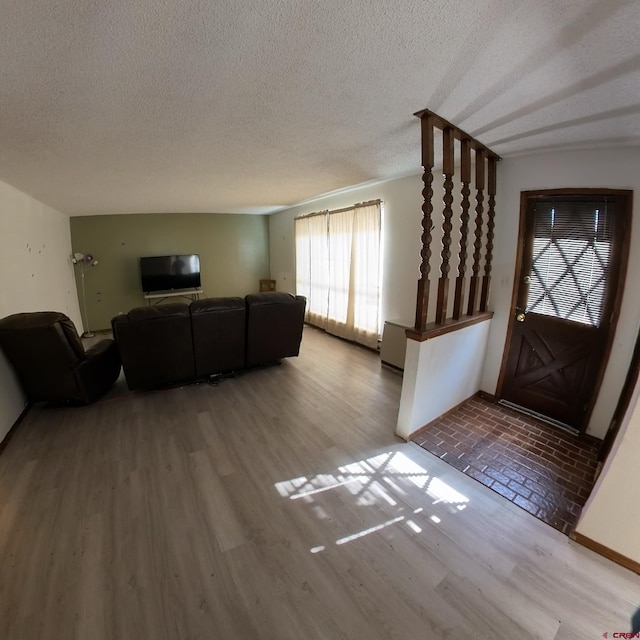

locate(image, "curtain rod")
[[294, 199, 381, 221]]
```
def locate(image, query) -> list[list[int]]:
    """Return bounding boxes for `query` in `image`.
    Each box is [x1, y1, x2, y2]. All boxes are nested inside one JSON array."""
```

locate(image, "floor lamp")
[[72, 252, 98, 338]]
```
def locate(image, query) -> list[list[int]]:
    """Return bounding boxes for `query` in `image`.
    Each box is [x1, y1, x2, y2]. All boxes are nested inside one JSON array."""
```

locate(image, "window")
[[295, 201, 381, 348], [527, 197, 614, 326]]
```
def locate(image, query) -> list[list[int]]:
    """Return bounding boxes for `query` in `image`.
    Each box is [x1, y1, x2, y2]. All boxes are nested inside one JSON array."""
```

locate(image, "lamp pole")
[[73, 252, 97, 338], [80, 266, 94, 338]]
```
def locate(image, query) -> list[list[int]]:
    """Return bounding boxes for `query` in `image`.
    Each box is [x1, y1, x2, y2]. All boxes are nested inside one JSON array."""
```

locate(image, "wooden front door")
[[499, 190, 631, 432]]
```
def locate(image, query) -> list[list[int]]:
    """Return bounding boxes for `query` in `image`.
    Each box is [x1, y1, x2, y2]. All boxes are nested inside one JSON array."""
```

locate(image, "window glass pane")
[[526, 198, 613, 326]]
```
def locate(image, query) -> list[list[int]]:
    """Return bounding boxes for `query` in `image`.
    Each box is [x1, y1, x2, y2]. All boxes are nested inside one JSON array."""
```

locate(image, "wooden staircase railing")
[[409, 108, 500, 341], [407, 109, 500, 340]]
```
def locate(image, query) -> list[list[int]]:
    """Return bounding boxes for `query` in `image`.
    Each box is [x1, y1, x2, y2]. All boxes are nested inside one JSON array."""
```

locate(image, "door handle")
[[523, 275, 531, 284], [516, 312, 526, 322]]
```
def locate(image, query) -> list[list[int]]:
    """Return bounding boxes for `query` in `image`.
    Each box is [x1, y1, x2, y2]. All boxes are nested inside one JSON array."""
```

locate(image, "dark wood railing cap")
[[407, 312, 494, 342]]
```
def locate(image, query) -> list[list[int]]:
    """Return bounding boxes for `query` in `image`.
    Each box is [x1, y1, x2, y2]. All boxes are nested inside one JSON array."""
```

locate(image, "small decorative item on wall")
[[72, 252, 98, 337]]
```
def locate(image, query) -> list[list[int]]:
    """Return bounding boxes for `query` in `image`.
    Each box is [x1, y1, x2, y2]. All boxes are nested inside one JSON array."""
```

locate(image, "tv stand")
[[144, 288, 203, 305]]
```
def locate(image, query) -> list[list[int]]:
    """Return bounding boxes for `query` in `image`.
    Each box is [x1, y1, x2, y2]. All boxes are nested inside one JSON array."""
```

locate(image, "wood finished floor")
[[1, 326, 639, 639]]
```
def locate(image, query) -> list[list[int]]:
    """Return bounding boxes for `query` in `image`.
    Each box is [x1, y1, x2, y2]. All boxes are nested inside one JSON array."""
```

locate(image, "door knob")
[[523, 275, 531, 284], [516, 313, 525, 322]]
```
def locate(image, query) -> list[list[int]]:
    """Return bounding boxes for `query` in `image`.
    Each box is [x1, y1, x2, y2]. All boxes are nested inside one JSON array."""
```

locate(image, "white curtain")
[[295, 202, 381, 348], [295, 214, 329, 329], [350, 202, 381, 347], [327, 208, 354, 339]]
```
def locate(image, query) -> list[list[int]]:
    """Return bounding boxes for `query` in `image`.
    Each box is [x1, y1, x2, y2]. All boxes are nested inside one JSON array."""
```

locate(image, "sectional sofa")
[[111, 292, 306, 391]]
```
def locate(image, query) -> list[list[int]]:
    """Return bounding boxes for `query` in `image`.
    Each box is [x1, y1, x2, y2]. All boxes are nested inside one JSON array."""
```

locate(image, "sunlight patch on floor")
[[273, 449, 470, 552]]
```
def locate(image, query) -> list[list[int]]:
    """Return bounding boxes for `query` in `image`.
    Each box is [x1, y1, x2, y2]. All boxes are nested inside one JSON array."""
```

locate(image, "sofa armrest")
[[74, 339, 121, 403], [245, 293, 306, 367], [84, 339, 116, 359]]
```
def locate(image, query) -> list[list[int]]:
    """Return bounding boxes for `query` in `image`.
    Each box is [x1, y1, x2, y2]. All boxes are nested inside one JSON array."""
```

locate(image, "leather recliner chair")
[[0, 311, 121, 404]]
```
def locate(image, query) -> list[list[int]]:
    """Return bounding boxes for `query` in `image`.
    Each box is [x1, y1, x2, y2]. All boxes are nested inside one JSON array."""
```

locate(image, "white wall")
[[576, 373, 640, 564], [271, 148, 640, 438], [269, 174, 423, 328], [481, 148, 640, 438], [269, 173, 497, 439], [0, 180, 81, 441], [396, 319, 491, 439]]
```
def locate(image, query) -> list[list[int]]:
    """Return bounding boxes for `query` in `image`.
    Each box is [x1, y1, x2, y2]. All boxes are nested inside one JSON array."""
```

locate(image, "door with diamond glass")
[[499, 190, 630, 432]]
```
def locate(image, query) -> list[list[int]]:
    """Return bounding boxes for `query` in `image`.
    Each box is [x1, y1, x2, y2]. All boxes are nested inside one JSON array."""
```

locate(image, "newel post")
[[453, 138, 472, 320], [414, 114, 435, 332], [480, 156, 497, 312], [435, 127, 455, 324], [468, 149, 485, 316]]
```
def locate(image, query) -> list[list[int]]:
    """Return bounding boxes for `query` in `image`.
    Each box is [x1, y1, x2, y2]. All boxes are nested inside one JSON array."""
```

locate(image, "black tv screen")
[[140, 255, 201, 293]]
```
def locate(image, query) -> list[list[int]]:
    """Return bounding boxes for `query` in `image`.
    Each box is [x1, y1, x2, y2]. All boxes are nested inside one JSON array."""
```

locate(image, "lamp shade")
[[72, 252, 98, 266]]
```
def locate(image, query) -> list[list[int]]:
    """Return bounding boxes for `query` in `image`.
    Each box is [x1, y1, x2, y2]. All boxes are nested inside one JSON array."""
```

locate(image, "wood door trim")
[[496, 188, 632, 433], [495, 191, 529, 398], [520, 188, 632, 197], [600, 324, 640, 461], [571, 531, 640, 576], [581, 190, 632, 429]]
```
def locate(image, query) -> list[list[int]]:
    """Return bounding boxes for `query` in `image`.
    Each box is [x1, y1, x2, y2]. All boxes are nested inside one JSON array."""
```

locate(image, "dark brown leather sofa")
[[112, 293, 305, 391], [0, 311, 121, 404]]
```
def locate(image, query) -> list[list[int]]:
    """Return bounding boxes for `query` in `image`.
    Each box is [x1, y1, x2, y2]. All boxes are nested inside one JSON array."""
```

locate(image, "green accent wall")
[[70, 213, 270, 331]]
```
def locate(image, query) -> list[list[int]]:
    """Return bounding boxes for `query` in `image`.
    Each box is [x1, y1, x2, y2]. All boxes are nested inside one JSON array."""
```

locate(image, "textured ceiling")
[[1, 0, 639, 216]]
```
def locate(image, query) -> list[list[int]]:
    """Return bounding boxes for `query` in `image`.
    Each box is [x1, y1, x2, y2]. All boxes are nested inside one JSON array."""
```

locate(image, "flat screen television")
[[140, 254, 201, 293]]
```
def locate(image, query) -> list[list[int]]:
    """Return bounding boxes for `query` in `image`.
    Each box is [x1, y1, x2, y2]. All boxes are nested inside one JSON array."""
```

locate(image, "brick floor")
[[411, 395, 601, 535]]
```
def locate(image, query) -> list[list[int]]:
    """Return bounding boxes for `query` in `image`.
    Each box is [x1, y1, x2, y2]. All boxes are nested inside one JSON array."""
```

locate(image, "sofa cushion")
[[191, 297, 246, 376], [191, 297, 245, 315], [127, 303, 190, 321], [245, 293, 306, 367], [112, 303, 194, 390], [245, 292, 301, 307]]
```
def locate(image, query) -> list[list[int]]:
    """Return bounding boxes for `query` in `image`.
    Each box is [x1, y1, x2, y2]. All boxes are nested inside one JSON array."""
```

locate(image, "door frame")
[[496, 188, 632, 433], [599, 323, 640, 461]]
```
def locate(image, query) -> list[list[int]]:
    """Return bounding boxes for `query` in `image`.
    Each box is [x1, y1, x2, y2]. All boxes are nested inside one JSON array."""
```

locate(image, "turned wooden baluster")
[[467, 149, 485, 315], [414, 114, 435, 332], [436, 127, 455, 324], [453, 138, 471, 320], [480, 157, 497, 312]]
